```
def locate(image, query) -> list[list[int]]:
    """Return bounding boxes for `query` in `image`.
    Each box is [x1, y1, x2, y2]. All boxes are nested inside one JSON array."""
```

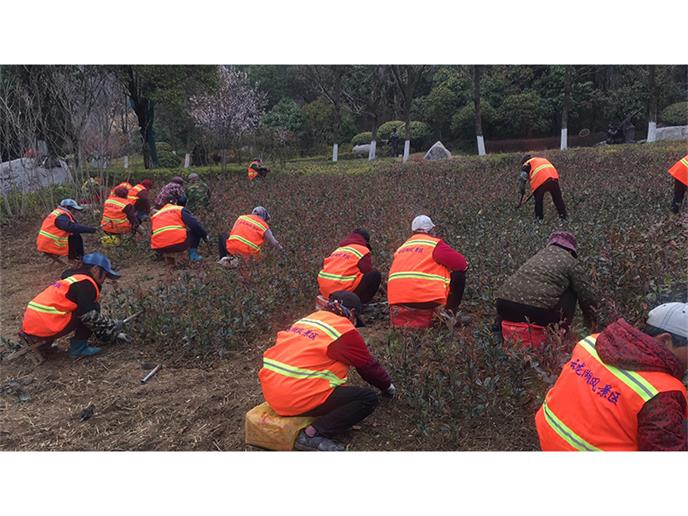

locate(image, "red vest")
[[22, 274, 101, 338], [317, 244, 369, 299], [387, 234, 450, 305], [36, 207, 74, 256], [668, 155, 688, 186], [259, 310, 354, 416], [525, 157, 559, 192], [150, 204, 187, 249], [535, 334, 687, 451]]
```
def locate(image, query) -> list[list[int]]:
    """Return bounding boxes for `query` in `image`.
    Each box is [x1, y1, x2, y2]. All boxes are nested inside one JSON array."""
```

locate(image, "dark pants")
[[218, 232, 229, 258], [68, 234, 85, 260], [672, 179, 686, 214], [404, 270, 467, 312], [28, 312, 94, 350], [534, 179, 567, 220], [300, 386, 379, 437], [353, 270, 382, 304], [496, 288, 577, 330], [158, 230, 203, 254]]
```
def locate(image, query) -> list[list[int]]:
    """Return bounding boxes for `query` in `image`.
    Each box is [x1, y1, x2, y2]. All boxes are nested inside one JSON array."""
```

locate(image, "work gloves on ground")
[[382, 383, 396, 398], [81, 310, 130, 344]]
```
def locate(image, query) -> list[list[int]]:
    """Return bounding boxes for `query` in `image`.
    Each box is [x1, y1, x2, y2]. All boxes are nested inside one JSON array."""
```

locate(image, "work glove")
[[382, 383, 396, 398]]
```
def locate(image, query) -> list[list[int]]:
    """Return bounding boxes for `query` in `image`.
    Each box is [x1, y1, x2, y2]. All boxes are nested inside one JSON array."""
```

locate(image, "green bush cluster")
[[351, 132, 372, 146], [660, 101, 688, 126], [155, 142, 182, 168]]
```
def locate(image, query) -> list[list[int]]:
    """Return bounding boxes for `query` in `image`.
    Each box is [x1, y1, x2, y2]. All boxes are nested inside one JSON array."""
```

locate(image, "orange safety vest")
[[317, 244, 370, 299], [668, 154, 688, 187], [525, 157, 559, 192], [387, 234, 451, 305], [22, 274, 101, 338], [127, 183, 146, 203], [535, 334, 688, 451], [110, 181, 133, 197], [150, 204, 187, 249], [226, 214, 269, 257], [100, 195, 132, 234], [247, 161, 260, 181], [259, 310, 354, 416], [36, 207, 75, 256]]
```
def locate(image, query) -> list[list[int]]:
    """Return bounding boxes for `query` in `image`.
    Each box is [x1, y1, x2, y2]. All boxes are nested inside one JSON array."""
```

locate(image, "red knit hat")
[[141, 179, 153, 188]]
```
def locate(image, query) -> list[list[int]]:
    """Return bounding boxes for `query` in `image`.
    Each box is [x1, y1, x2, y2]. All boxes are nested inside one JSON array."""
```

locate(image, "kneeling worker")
[[536, 302, 688, 451], [36, 199, 97, 262], [387, 215, 469, 317], [150, 195, 208, 262], [101, 186, 138, 236], [495, 231, 598, 334], [21, 252, 128, 358], [259, 291, 395, 451], [317, 229, 381, 304], [218, 206, 282, 264]]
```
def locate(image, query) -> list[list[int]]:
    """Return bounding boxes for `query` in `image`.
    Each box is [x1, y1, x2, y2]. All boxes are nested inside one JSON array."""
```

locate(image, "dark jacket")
[[60, 267, 101, 316], [497, 244, 598, 320], [181, 208, 207, 239], [596, 319, 687, 451], [55, 214, 96, 234]]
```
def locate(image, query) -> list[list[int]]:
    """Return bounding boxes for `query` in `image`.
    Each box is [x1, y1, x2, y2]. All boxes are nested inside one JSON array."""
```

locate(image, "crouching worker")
[[495, 231, 598, 339], [318, 228, 381, 304], [36, 199, 97, 263], [101, 186, 138, 237], [388, 215, 470, 321], [150, 195, 208, 262], [259, 291, 395, 451], [217, 206, 282, 265], [21, 252, 128, 358], [536, 302, 688, 451]]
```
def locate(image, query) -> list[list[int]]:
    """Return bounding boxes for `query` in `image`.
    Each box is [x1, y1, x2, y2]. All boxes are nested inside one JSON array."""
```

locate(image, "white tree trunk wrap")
[[368, 140, 377, 161], [332, 143, 338, 162], [403, 140, 411, 162], [647, 122, 657, 142], [123, 155, 129, 169], [560, 128, 568, 150], [184, 153, 191, 168], [476, 135, 486, 156]]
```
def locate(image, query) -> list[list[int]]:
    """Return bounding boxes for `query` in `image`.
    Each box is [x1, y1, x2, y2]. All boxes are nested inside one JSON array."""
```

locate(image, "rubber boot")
[[68, 339, 101, 358], [188, 247, 203, 262]]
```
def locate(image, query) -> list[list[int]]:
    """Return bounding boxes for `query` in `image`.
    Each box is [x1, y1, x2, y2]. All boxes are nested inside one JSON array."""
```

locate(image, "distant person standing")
[[668, 154, 688, 214], [389, 127, 400, 157], [518, 154, 567, 221]]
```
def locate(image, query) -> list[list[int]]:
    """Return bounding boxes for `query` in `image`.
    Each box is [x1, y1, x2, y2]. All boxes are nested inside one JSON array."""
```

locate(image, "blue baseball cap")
[[82, 252, 121, 279], [59, 199, 84, 211]]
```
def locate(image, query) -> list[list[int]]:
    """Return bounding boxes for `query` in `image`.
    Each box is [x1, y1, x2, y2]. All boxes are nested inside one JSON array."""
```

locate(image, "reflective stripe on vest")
[[228, 234, 260, 251], [128, 184, 145, 201], [317, 244, 369, 298], [238, 215, 268, 232], [226, 214, 269, 256], [541, 400, 601, 452], [259, 310, 354, 416], [526, 157, 559, 192], [387, 234, 451, 305], [150, 204, 186, 249]]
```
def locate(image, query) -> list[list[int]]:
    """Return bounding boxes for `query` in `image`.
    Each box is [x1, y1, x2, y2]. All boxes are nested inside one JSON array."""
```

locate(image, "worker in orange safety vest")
[[247, 158, 270, 181], [518, 154, 567, 220], [668, 154, 688, 214], [259, 291, 395, 451], [36, 199, 97, 262], [100, 187, 138, 235], [217, 206, 283, 266], [535, 302, 688, 451]]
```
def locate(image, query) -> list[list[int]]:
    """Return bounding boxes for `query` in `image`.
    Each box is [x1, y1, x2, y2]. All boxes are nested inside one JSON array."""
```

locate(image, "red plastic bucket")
[[390, 304, 435, 329], [501, 320, 547, 347]]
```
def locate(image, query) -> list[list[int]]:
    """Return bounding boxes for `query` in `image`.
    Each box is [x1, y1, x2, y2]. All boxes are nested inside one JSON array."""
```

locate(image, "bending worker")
[[218, 206, 282, 264], [259, 291, 395, 451], [247, 158, 270, 181], [518, 154, 567, 220], [536, 302, 688, 451], [317, 229, 381, 304], [154, 176, 186, 210], [36, 199, 96, 263], [21, 252, 128, 358], [387, 215, 469, 318], [100, 186, 138, 236], [150, 195, 208, 262], [668, 154, 688, 214], [127, 179, 153, 222], [495, 231, 598, 335]]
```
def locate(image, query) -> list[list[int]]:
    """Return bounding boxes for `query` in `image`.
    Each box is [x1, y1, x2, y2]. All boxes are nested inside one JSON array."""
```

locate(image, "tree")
[[189, 66, 266, 166], [391, 65, 429, 161], [342, 66, 388, 160], [472, 65, 486, 156], [647, 65, 657, 142], [113, 66, 216, 169], [560, 66, 573, 150], [304, 66, 348, 161]]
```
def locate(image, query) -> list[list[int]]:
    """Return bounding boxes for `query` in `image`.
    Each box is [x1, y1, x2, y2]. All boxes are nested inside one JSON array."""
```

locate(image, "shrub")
[[156, 149, 182, 168], [351, 132, 372, 146], [660, 101, 688, 126], [377, 120, 432, 149], [155, 142, 173, 153], [377, 120, 406, 140], [496, 91, 552, 137], [451, 101, 497, 140]]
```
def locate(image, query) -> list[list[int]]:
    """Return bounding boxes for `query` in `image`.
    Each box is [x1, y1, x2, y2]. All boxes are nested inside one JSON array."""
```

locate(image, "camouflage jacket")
[[186, 181, 210, 209]]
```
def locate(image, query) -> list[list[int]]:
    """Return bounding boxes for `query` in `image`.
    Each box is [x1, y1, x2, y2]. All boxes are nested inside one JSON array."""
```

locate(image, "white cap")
[[411, 215, 435, 233], [647, 302, 688, 338]]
